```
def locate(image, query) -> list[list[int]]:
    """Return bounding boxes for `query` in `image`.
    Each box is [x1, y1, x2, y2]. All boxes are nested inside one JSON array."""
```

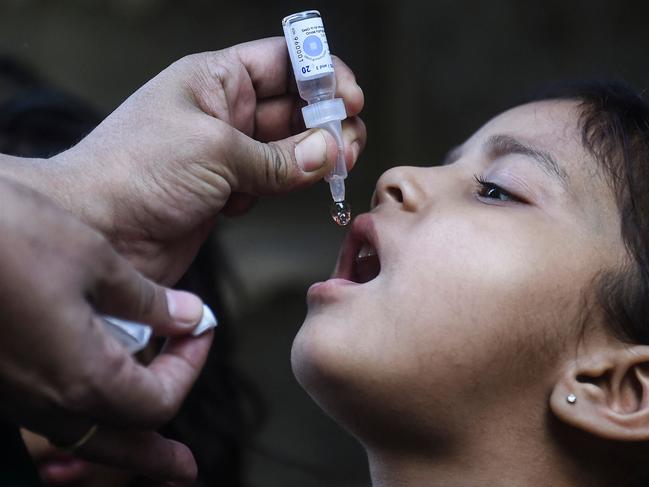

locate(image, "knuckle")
[[98, 251, 129, 291], [55, 316, 132, 418], [63, 333, 128, 411], [355, 117, 368, 144], [58, 364, 102, 414], [150, 393, 178, 425], [174, 51, 204, 67], [204, 59, 229, 94], [83, 227, 111, 254], [345, 116, 367, 145], [58, 383, 89, 414], [262, 142, 291, 189], [173, 52, 230, 114], [172, 52, 220, 78], [199, 120, 239, 184], [99, 321, 134, 372], [200, 117, 231, 150], [82, 231, 117, 273], [135, 278, 157, 320]]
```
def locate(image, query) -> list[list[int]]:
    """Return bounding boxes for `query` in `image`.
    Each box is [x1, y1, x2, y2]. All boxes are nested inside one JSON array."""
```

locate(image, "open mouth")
[[334, 214, 382, 284], [353, 241, 381, 283]]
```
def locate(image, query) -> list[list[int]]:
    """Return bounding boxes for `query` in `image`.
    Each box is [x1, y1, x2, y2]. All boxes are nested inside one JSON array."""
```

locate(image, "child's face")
[[292, 100, 627, 444]]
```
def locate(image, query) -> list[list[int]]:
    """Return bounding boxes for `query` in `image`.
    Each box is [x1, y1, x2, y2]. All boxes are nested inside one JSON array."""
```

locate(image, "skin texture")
[[292, 100, 643, 486], [0, 37, 366, 286], [0, 176, 212, 482], [0, 38, 365, 484]]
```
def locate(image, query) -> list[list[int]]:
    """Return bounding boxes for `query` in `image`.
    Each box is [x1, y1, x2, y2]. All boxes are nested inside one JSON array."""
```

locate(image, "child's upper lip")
[[333, 212, 381, 282]]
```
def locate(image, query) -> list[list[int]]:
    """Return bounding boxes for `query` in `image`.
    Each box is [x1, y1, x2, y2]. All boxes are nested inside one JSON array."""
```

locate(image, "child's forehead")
[[450, 99, 602, 191], [467, 100, 585, 158]]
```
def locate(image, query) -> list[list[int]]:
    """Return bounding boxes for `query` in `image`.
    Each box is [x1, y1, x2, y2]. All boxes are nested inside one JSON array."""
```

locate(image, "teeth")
[[357, 242, 377, 260]]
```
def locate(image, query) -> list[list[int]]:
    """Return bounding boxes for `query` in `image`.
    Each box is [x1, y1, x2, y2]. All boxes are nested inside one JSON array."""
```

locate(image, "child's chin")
[[292, 318, 354, 391]]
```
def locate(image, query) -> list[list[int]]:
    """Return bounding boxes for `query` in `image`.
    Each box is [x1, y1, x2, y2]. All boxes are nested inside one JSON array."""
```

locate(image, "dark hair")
[[531, 80, 649, 347], [0, 58, 102, 156]]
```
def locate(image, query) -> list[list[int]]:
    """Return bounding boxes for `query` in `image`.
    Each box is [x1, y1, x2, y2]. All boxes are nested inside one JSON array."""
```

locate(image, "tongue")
[[354, 254, 381, 283]]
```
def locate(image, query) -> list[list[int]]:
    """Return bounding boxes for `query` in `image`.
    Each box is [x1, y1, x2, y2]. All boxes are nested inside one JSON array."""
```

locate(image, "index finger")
[[233, 37, 291, 99], [233, 37, 364, 115], [89, 326, 214, 428], [76, 428, 197, 482]]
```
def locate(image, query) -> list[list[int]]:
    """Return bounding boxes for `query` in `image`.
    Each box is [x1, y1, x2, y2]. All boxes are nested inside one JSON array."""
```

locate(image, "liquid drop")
[[330, 200, 351, 226]]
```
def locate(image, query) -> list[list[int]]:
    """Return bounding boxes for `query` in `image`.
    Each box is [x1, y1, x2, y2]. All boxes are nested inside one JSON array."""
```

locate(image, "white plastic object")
[[282, 10, 348, 202], [102, 304, 218, 354]]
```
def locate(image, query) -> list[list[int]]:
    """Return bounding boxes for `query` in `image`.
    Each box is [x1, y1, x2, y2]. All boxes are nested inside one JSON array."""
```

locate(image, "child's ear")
[[550, 345, 649, 441]]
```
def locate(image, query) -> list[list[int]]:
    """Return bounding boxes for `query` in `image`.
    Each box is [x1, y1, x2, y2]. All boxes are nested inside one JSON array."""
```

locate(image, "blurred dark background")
[[2, 1, 649, 485]]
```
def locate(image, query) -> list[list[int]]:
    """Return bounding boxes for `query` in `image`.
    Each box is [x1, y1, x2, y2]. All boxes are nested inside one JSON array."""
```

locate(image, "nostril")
[[387, 186, 403, 203]]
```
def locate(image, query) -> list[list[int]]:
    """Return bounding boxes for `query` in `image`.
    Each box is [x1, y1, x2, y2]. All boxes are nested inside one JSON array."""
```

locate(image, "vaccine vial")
[[283, 10, 337, 103], [283, 10, 351, 226]]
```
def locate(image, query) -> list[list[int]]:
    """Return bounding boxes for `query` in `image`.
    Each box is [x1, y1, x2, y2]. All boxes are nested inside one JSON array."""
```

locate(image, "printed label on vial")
[[286, 17, 334, 81]]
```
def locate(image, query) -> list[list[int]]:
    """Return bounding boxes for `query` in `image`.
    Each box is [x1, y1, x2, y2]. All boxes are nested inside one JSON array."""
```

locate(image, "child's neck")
[[365, 434, 604, 487]]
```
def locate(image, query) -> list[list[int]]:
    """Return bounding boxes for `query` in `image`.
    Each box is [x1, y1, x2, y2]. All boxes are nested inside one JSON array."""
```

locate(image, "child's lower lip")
[[307, 278, 358, 299]]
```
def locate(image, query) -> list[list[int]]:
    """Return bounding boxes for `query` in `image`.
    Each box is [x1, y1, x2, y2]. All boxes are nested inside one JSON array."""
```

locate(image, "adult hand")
[[0, 177, 212, 482], [10, 37, 366, 284]]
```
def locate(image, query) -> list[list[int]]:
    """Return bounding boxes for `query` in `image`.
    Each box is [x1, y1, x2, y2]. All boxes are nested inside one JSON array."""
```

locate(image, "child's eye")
[[474, 175, 524, 203]]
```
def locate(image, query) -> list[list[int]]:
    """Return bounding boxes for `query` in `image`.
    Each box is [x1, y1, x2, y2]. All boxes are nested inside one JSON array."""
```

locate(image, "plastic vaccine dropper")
[[282, 10, 351, 226]]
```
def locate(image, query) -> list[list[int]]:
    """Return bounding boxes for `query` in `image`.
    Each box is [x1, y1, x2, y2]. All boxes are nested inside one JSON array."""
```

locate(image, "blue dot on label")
[[303, 35, 323, 57]]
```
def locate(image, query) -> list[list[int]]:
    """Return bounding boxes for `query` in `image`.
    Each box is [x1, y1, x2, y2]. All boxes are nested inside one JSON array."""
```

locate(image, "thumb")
[[91, 249, 205, 336], [226, 127, 340, 195]]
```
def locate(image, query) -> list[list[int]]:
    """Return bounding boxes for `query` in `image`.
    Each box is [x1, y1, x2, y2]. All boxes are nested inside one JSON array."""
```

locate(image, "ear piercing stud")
[[566, 393, 577, 405]]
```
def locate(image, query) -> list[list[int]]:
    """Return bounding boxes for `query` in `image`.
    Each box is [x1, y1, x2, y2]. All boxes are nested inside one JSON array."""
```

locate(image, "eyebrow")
[[484, 134, 570, 188]]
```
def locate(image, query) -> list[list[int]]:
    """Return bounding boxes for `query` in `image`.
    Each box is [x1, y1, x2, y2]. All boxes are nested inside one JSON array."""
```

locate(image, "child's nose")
[[371, 165, 427, 212]]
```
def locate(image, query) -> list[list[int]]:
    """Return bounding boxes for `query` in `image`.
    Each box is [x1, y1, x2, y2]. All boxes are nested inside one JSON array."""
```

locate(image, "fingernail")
[[295, 130, 328, 173], [166, 290, 203, 327], [191, 305, 218, 336]]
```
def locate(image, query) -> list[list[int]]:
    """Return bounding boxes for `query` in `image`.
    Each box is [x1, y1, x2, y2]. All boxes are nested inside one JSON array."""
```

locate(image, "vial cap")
[[302, 98, 347, 128]]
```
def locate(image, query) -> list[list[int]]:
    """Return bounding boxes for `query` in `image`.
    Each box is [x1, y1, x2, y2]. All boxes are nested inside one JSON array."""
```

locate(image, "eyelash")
[[473, 175, 525, 204]]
